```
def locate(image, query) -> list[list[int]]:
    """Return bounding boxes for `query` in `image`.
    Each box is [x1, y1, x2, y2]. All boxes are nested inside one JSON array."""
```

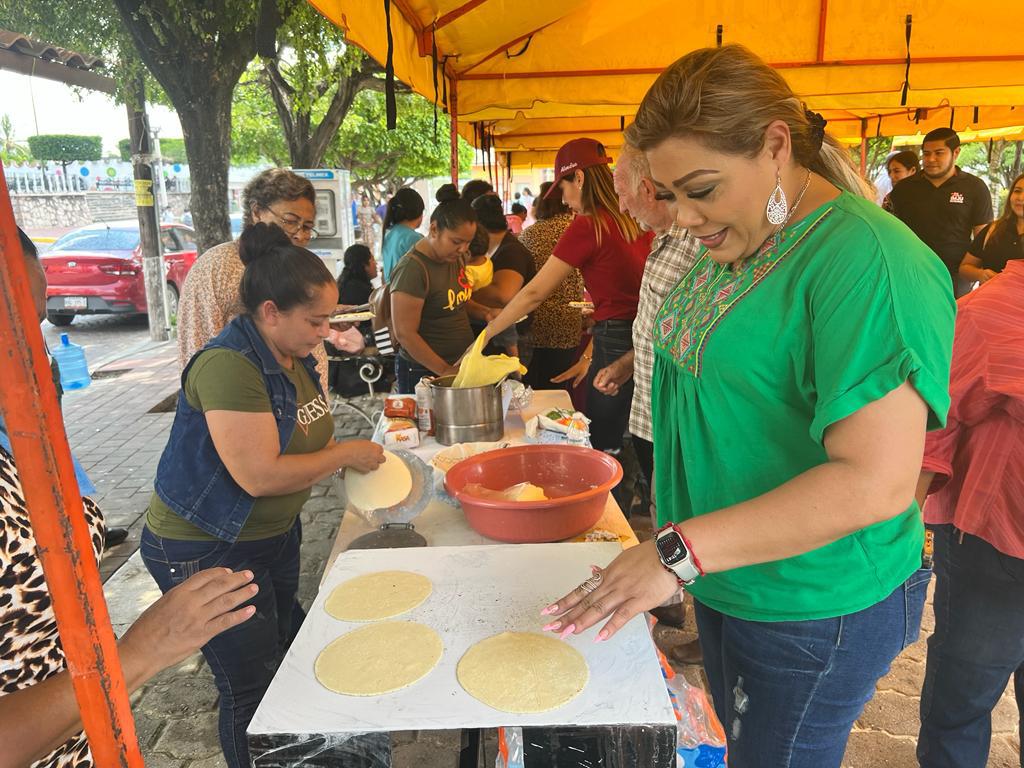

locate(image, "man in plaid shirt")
[[596, 144, 701, 661]]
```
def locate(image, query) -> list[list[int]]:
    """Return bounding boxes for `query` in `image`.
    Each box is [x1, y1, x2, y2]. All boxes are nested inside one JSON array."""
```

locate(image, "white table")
[[248, 391, 674, 768]]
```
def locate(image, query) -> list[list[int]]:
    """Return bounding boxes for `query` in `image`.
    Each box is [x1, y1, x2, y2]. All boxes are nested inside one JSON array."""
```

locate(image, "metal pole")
[[0, 159, 145, 767], [449, 76, 459, 185], [150, 129, 173, 334], [126, 80, 169, 342]]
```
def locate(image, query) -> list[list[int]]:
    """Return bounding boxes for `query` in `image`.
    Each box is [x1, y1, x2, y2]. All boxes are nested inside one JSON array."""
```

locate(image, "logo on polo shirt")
[[558, 161, 579, 175], [949, 192, 965, 204]]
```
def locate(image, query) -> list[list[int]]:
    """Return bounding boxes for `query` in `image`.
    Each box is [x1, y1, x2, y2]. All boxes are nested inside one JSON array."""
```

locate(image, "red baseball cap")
[[544, 138, 612, 198]]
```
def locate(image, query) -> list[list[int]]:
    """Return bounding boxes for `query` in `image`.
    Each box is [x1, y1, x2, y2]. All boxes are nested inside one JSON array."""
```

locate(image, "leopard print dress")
[[0, 445, 104, 767]]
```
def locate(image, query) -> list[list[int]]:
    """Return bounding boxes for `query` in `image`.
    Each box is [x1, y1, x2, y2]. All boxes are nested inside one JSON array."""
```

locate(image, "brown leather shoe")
[[669, 638, 704, 666], [649, 602, 688, 629]]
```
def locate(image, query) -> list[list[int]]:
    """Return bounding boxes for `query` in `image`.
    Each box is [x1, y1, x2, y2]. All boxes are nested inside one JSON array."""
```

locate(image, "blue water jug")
[[52, 333, 91, 391]]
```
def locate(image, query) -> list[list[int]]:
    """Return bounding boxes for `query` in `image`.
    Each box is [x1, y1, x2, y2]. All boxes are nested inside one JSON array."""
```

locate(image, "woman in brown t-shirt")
[[390, 186, 478, 393]]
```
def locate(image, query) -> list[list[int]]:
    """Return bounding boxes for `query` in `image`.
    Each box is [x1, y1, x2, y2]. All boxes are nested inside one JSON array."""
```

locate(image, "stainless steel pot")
[[428, 375, 504, 446]]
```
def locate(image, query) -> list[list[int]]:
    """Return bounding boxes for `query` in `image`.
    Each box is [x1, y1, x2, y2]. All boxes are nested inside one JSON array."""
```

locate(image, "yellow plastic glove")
[[453, 331, 527, 388]]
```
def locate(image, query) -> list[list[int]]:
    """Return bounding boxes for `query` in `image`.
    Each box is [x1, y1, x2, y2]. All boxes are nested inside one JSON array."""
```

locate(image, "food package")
[[453, 331, 526, 388], [384, 394, 418, 419], [524, 408, 591, 446], [381, 417, 420, 448]]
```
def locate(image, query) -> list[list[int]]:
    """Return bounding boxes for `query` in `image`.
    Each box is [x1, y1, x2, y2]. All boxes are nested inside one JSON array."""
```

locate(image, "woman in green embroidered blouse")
[[542, 46, 955, 767]]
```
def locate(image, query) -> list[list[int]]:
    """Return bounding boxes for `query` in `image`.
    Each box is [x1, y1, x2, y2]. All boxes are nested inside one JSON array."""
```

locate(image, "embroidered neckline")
[[654, 205, 834, 377]]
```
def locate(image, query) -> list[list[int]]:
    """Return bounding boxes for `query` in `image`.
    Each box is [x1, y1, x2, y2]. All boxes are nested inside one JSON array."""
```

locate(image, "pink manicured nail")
[[542, 621, 561, 631], [540, 604, 558, 616], [594, 629, 608, 643], [558, 624, 576, 639]]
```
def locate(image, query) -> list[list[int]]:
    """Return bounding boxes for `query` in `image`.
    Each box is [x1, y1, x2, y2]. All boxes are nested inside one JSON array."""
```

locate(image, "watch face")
[[657, 530, 686, 565]]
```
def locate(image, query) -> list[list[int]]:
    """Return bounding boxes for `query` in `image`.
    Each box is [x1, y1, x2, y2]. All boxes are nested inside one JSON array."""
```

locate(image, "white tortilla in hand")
[[344, 450, 412, 510]]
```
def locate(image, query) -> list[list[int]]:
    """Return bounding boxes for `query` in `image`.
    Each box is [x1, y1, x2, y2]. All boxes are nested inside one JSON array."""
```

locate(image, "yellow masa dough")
[[344, 450, 412, 510], [457, 631, 589, 713], [315, 621, 442, 695], [324, 570, 432, 621]]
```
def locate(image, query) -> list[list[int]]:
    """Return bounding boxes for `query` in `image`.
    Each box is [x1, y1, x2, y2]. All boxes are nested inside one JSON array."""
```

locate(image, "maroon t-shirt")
[[553, 211, 652, 322]]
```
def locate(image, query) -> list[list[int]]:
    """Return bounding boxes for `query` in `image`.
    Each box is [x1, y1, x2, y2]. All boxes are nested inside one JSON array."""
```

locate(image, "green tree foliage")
[[1, 115, 31, 163], [231, 67, 290, 166], [327, 91, 474, 194], [0, 0, 292, 253], [27, 134, 102, 175]]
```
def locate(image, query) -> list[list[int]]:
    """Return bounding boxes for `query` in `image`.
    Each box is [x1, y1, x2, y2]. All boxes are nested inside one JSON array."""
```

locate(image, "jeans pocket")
[[903, 567, 932, 649], [160, 539, 231, 586]]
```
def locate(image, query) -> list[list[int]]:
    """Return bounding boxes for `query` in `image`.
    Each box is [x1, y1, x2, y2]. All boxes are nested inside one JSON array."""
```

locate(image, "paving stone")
[[876, 654, 927, 696], [138, 677, 220, 718], [842, 729, 919, 767], [300, 496, 346, 515], [857, 689, 921, 737], [187, 754, 228, 768], [138, 751, 186, 768], [131, 704, 169, 750], [989, 734, 1023, 767], [154, 713, 222, 761]]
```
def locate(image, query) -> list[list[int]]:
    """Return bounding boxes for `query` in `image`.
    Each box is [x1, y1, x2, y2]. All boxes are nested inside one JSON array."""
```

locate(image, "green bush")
[[28, 134, 102, 166]]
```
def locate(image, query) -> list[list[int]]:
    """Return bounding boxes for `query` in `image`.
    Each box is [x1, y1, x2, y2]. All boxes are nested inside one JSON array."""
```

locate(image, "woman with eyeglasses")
[[176, 168, 331, 393]]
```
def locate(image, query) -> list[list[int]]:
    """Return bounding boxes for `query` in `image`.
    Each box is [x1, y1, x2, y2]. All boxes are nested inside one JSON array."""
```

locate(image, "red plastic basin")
[[443, 444, 623, 543]]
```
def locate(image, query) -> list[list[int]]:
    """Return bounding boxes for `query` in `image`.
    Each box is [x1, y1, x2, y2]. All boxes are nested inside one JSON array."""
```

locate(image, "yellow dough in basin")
[[324, 570, 432, 622], [457, 631, 589, 713], [344, 450, 412, 510], [315, 621, 442, 695]]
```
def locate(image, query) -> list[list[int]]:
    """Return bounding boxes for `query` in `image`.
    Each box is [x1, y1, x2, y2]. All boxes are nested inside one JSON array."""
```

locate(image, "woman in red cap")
[[481, 137, 653, 466]]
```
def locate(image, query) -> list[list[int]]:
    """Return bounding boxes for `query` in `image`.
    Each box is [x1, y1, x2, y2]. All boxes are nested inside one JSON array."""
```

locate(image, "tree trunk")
[[177, 91, 234, 254]]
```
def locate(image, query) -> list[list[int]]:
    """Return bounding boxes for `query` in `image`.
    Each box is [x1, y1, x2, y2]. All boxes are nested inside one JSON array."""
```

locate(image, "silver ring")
[[578, 572, 603, 594]]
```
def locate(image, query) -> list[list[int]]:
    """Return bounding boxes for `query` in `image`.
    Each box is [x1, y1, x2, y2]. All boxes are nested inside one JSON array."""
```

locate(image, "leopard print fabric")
[[1, 445, 104, 767]]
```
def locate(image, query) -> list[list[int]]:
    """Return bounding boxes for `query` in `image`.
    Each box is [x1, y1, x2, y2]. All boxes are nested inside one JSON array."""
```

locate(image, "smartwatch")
[[655, 523, 701, 585]]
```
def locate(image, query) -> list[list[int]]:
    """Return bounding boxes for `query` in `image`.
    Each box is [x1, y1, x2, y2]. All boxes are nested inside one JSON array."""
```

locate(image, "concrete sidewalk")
[[63, 347, 1019, 767]]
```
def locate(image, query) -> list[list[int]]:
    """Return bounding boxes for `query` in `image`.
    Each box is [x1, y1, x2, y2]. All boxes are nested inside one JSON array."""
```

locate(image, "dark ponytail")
[[471, 193, 508, 233], [431, 185, 477, 232], [238, 223, 334, 314], [382, 187, 426, 234]]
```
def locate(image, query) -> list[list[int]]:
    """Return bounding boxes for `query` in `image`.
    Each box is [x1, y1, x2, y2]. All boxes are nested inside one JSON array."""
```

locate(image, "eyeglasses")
[[267, 206, 319, 239]]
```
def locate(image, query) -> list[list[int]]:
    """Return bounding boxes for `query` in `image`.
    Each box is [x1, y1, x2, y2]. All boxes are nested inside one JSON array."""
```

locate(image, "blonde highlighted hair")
[[625, 44, 874, 200], [580, 161, 641, 245]]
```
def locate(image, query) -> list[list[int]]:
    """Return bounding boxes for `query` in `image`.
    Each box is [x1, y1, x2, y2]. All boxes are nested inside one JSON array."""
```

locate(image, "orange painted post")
[[860, 119, 868, 177], [0, 161, 144, 766], [450, 76, 460, 185]]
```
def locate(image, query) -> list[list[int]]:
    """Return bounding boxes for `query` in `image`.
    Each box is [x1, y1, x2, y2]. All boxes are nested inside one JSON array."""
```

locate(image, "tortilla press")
[[333, 449, 434, 549]]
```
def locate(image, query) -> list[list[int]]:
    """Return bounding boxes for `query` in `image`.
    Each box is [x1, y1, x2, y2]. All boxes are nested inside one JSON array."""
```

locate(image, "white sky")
[[0, 70, 183, 156]]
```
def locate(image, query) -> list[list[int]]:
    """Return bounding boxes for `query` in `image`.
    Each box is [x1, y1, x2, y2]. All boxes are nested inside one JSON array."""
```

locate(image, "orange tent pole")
[[450, 75, 460, 185], [0, 161, 143, 767]]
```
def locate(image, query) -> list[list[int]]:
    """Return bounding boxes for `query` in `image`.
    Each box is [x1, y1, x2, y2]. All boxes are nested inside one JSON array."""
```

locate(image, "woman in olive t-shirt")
[[141, 224, 384, 768], [390, 186, 478, 393]]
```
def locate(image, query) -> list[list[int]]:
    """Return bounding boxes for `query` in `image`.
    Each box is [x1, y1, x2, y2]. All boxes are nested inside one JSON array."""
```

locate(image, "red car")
[[41, 220, 198, 327]]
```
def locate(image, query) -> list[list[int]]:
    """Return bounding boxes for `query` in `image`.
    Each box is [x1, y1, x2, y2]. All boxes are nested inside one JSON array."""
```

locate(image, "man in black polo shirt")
[[888, 128, 992, 295]]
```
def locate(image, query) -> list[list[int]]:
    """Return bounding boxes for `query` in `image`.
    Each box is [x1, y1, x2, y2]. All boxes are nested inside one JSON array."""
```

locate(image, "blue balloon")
[[172, 163, 182, 172], [79, 167, 90, 176]]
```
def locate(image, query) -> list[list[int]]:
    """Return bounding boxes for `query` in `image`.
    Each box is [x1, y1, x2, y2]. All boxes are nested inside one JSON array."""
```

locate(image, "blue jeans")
[[694, 568, 931, 768], [140, 523, 305, 768], [395, 354, 434, 394], [585, 320, 634, 452], [918, 525, 1024, 767]]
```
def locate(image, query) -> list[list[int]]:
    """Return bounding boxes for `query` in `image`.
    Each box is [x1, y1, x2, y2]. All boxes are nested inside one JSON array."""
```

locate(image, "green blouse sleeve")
[[184, 349, 272, 413], [807, 228, 956, 443]]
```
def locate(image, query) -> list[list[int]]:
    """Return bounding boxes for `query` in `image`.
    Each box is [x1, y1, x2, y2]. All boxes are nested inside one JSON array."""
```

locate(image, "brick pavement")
[[61, 347, 1019, 767]]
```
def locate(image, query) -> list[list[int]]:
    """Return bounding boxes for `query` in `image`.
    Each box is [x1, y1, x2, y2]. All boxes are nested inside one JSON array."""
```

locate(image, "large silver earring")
[[766, 173, 788, 226]]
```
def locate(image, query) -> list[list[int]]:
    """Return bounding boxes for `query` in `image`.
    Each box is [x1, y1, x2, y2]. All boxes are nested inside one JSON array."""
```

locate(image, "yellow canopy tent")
[[309, 0, 1024, 176]]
